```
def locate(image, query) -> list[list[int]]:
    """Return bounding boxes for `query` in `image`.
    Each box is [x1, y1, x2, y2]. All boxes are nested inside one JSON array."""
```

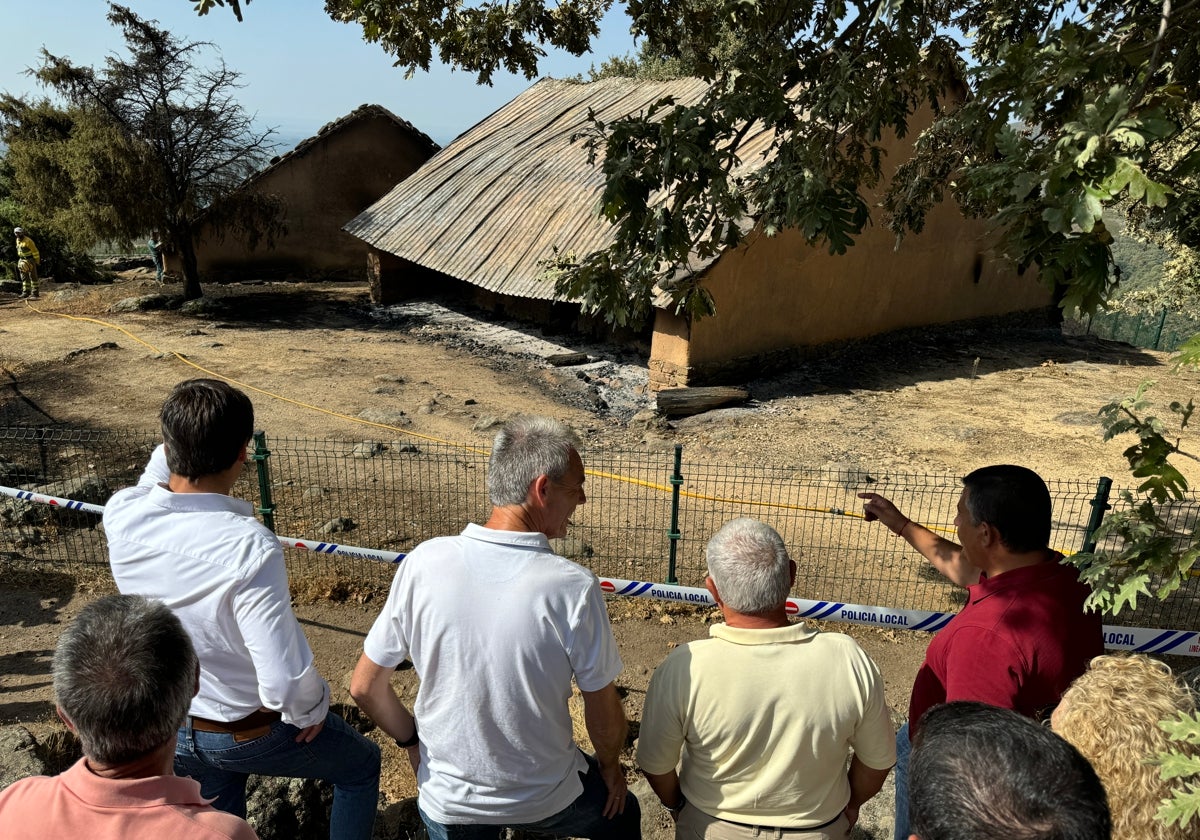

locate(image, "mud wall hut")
[[346, 79, 1052, 388], [181, 104, 438, 282]]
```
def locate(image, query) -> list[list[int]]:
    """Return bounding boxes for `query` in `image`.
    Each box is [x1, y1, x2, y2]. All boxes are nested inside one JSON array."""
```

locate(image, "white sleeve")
[[362, 565, 412, 669], [565, 579, 623, 692], [137, 444, 170, 488], [233, 544, 330, 727]]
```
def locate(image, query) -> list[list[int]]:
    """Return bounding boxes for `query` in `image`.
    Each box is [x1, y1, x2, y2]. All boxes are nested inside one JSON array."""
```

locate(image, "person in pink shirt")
[[0, 594, 257, 840]]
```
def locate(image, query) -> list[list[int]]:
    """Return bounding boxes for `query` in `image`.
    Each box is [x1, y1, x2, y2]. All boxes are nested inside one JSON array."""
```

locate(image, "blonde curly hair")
[[1052, 654, 1197, 840]]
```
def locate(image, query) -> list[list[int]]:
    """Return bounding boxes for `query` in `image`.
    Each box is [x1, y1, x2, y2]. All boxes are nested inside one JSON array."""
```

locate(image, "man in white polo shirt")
[[638, 517, 896, 839], [350, 415, 640, 839], [104, 379, 381, 840]]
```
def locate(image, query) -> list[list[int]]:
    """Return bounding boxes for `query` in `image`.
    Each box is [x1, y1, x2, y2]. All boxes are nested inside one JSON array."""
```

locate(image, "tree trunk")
[[177, 233, 203, 301], [655, 386, 749, 417]]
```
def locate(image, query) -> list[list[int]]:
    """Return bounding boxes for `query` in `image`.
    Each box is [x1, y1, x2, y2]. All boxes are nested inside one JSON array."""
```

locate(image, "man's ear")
[[56, 706, 77, 734], [979, 522, 996, 547], [530, 473, 551, 504], [704, 575, 723, 607]]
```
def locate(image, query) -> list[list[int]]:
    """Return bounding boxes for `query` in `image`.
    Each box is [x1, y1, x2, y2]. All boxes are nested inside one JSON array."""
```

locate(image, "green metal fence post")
[[667, 444, 683, 584], [1152, 309, 1168, 350], [251, 430, 277, 533], [1081, 476, 1112, 554]]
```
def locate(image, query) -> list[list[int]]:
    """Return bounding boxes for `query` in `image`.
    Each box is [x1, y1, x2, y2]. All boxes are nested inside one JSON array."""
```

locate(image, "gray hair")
[[487, 416, 581, 506], [706, 518, 792, 615], [54, 594, 197, 765]]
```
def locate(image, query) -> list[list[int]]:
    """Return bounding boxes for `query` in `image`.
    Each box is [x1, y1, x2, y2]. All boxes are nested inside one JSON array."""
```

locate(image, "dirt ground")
[[2, 269, 1198, 822]]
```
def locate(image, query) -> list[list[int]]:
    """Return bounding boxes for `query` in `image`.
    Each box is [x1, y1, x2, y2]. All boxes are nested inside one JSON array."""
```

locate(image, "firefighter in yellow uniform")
[[14, 227, 40, 299]]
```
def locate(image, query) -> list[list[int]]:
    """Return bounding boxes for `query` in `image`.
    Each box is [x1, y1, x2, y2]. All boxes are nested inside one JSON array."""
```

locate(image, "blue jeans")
[[176, 711, 381, 840], [893, 723, 911, 840], [419, 752, 642, 839]]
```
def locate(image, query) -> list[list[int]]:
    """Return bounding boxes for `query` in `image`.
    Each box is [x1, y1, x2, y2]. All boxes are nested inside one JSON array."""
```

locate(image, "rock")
[[630, 409, 661, 428], [0, 726, 47, 790], [641, 433, 676, 453], [303, 486, 328, 499], [180, 297, 225, 316], [63, 342, 120, 361], [37, 476, 113, 507], [391, 443, 421, 454], [321, 517, 356, 534], [350, 442, 385, 459], [546, 352, 590, 367], [357, 409, 411, 428], [472, 415, 502, 432], [370, 387, 395, 395], [0, 455, 23, 483], [550, 536, 593, 559], [417, 402, 435, 415], [109, 294, 175, 313], [823, 462, 874, 491], [0, 499, 47, 527], [245, 775, 332, 840], [6, 525, 43, 547], [374, 374, 406, 384], [183, 329, 209, 336], [49, 288, 92, 302]]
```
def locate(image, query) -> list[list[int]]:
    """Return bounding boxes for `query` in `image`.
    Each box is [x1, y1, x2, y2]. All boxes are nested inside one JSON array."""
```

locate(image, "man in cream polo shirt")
[[638, 518, 896, 839]]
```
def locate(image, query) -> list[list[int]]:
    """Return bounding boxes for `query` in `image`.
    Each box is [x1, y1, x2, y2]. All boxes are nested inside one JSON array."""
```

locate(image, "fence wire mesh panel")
[[1064, 309, 1200, 352], [258, 436, 492, 587], [1090, 494, 1200, 631], [0, 427, 158, 573], [573, 447, 677, 581], [0, 426, 1198, 632]]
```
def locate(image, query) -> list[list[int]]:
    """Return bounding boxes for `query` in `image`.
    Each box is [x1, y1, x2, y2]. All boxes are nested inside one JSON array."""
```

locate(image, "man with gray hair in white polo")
[[638, 517, 896, 839], [351, 415, 640, 839]]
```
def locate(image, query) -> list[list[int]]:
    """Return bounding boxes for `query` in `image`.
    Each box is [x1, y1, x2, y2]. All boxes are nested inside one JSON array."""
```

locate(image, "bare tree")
[[32, 2, 280, 299]]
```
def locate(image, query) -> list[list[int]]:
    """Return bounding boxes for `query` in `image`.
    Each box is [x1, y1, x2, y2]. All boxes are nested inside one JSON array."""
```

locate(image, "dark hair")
[[160, 379, 254, 479], [962, 464, 1052, 552], [54, 595, 198, 765], [910, 702, 1111, 840]]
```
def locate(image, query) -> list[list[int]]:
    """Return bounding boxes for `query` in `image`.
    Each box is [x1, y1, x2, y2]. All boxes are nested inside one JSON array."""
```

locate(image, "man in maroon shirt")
[[860, 464, 1104, 840]]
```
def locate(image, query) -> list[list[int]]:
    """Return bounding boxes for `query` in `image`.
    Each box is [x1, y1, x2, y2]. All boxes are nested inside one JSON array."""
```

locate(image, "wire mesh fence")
[[1064, 309, 1200, 352], [1, 425, 1197, 631]]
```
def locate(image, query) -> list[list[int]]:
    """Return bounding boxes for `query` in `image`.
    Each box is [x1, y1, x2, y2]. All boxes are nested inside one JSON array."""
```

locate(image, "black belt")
[[718, 811, 842, 833]]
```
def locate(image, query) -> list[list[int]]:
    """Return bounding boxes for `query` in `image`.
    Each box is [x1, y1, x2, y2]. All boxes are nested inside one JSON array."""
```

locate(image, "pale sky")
[[0, 0, 636, 148]]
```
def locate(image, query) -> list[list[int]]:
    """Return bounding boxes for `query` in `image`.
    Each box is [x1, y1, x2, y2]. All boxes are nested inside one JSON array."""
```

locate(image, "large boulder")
[[0, 727, 47, 791]]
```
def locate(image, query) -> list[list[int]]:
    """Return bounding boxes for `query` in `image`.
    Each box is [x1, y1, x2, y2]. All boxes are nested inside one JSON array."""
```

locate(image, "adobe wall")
[[190, 116, 434, 282], [649, 95, 1053, 389], [650, 211, 1053, 388]]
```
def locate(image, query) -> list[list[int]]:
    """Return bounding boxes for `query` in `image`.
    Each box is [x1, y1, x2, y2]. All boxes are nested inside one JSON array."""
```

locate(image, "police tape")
[[5, 485, 1198, 656], [0, 486, 406, 563], [598, 577, 1200, 656]]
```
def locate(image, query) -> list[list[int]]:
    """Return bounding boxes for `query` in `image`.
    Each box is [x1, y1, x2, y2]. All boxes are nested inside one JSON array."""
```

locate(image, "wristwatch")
[[664, 794, 686, 816]]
